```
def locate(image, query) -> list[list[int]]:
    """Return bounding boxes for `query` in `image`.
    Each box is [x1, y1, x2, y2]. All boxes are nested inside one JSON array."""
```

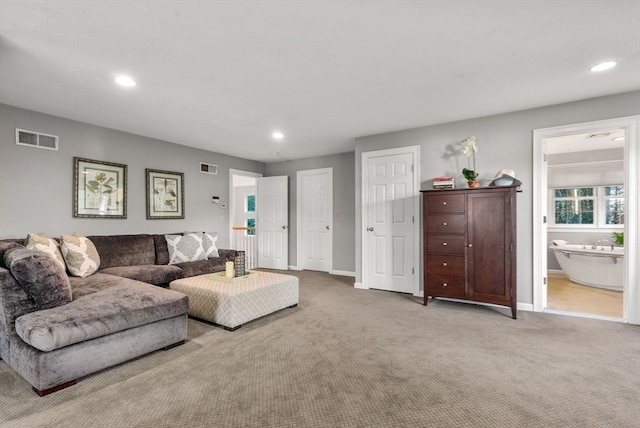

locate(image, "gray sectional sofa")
[[0, 233, 238, 396]]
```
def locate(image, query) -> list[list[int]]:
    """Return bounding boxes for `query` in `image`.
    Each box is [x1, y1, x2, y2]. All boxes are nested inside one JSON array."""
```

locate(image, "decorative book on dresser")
[[421, 186, 517, 319]]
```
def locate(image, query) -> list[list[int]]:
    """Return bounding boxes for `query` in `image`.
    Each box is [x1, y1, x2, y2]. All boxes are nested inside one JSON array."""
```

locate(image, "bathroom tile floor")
[[547, 273, 623, 318]]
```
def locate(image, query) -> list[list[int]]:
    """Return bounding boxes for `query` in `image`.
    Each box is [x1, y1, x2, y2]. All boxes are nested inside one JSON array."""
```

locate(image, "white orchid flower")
[[459, 136, 478, 156]]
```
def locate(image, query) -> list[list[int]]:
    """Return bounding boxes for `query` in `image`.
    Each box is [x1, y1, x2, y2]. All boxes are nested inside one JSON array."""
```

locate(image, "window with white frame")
[[550, 185, 624, 228]]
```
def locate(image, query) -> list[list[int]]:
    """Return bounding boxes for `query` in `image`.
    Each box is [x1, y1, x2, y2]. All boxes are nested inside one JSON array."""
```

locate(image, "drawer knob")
[[442, 202, 447, 206], [442, 242, 448, 246], [468, 243, 473, 248], [443, 283, 448, 287], [443, 262, 447, 266], [442, 222, 448, 226]]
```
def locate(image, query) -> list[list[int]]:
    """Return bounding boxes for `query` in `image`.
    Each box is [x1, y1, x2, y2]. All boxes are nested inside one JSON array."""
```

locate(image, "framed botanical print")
[[73, 157, 127, 218], [146, 169, 185, 219]]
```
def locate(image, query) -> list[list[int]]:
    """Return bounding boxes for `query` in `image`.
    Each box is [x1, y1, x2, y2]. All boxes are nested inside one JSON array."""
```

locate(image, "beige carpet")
[[1, 270, 638, 427]]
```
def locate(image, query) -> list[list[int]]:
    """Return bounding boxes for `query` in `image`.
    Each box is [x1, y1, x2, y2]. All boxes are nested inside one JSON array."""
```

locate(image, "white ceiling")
[[546, 129, 626, 155], [1, 1, 639, 163]]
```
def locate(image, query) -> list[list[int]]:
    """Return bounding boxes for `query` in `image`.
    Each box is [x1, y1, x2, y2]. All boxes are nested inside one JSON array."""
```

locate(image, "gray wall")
[[266, 152, 356, 273], [354, 91, 640, 305], [0, 104, 265, 247]]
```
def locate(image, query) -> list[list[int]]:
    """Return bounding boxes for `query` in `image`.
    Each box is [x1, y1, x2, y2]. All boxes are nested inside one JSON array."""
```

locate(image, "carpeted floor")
[[1, 270, 638, 427]]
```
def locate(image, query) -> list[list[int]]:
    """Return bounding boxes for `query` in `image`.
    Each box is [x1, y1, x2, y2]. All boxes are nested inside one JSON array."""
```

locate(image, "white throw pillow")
[[60, 232, 100, 278], [184, 232, 219, 258], [166, 234, 207, 264], [24, 233, 67, 270]]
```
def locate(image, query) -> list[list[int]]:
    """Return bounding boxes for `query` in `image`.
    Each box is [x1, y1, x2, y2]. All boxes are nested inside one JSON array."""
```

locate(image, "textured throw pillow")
[[184, 232, 219, 258], [24, 233, 66, 270], [4, 247, 72, 310], [165, 234, 207, 264], [60, 233, 100, 278]]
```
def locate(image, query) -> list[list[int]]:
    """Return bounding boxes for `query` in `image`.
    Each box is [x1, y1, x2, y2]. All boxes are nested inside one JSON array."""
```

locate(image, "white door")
[[363, 148, 418, 293], [257, 176, 289, 270], [297, 168, 333, 272]]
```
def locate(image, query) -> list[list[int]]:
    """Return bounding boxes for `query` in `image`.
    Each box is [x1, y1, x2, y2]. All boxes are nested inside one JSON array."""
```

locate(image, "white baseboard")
[[288, 265, 302, 271], [517, 302, 534, 311], [354, 282, 368, 289], [330, 270, 355, 277]]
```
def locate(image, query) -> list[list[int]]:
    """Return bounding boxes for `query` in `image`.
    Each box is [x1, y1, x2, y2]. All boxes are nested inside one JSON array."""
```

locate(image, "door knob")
[[367, 226, 374, 231], [326, 225, 330, 230], [282, 225, 287, 229]]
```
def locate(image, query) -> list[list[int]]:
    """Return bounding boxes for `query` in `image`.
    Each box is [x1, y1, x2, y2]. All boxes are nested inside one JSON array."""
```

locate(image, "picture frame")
[[73, 157, 127, 218], [146, 169, 185, 219]]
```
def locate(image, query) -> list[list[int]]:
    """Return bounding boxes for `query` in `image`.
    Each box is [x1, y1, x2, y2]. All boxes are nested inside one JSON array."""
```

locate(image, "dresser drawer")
[[426, 214, 465, 234], [426, 235, 465, 254], [426, 255, 465, 276], [426, 194, 465, 214], [426, 275, 466, 298]]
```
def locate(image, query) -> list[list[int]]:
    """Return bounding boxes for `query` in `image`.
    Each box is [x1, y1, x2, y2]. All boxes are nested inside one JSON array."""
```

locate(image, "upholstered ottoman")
[[169, 271, 298, 330]]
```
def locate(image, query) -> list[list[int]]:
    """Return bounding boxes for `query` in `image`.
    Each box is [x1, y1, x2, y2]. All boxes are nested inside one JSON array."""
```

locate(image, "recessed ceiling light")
[[590, 61, 617, 72], [115, 75, 136, 87], [272, 152, 279, 156], [272, 131, 284, 140]]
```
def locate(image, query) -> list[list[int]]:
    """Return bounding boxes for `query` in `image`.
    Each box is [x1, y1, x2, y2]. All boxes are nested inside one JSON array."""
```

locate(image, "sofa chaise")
[[0, 232, 238, 395]]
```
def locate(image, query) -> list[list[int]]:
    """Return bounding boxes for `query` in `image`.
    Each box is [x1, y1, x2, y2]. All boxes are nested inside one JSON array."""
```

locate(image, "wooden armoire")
[[421, 186, 517, 319]]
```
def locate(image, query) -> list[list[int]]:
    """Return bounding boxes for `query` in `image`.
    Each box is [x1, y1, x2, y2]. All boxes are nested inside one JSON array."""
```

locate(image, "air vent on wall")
[[15, 128, 59, 151], [200, 162, 218, 175]]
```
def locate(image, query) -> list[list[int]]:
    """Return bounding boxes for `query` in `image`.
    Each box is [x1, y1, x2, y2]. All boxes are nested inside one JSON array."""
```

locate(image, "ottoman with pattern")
[[169, 271, 299, 330]]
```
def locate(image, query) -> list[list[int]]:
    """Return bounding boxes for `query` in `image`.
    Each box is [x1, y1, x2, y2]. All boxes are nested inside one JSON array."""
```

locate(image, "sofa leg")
[[163, 340, 185, 350], [34, 380, 77, 396]]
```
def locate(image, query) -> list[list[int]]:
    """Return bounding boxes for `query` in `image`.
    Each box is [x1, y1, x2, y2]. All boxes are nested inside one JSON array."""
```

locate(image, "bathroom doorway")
[[533, 116, 640, 324], [545, 129, 625, 319]]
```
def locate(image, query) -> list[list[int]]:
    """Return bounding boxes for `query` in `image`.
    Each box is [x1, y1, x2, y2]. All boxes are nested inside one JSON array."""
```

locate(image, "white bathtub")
[[549, 242, 624, 291]]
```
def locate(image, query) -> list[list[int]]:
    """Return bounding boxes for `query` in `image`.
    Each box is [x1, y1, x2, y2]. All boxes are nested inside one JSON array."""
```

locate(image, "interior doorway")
[[229, 169, 261, 270], [533, 116, 640, 325], [545, 129, 625, 319]]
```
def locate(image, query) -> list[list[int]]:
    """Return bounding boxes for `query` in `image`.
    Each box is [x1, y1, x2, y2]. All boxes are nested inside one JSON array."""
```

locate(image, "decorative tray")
[[211, 271, 258, 282]]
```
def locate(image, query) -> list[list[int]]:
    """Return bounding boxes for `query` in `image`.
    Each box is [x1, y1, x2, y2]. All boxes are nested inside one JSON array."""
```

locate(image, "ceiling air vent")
[[15, 128, 59, 151], [200, 162, 218, 175]]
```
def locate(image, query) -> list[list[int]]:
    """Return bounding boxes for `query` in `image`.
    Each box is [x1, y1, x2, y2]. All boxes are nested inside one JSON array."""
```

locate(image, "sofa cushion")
[[165, 234, 207, 264], [153, 234, 171, 265], [175, 258, 227, 278], [60, 233, 100, 278], [24, 233, 66, 270], [98, 264, 182, 286], [3, 247, 72, 310], [88, 234, 156, 268], [0, 241, 23, 268], [14, 278, 189, 352]]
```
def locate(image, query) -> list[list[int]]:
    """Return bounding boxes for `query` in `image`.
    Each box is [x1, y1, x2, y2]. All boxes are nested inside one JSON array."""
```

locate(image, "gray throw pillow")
[[4, 247, 72, 310], [184, 232, 219, 258], [165, 234, 207, 264]]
